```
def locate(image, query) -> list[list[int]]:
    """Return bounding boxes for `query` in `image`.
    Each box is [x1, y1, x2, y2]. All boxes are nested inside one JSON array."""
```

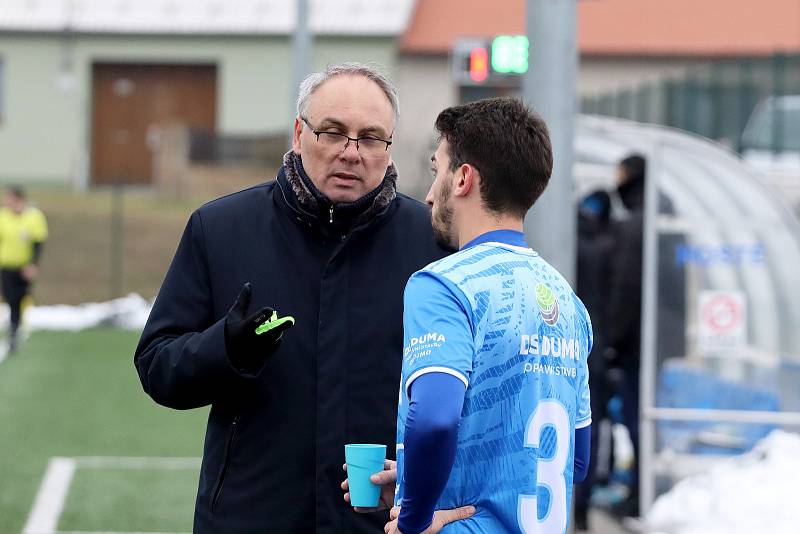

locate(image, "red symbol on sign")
[[702, 295, 741, 333]]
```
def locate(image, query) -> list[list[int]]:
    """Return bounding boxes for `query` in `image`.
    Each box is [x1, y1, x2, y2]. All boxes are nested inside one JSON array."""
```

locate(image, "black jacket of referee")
[[134, 161, 446, 533]]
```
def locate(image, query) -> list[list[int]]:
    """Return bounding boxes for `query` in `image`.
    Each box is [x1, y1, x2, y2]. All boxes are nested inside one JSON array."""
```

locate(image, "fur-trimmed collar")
[[281, 151, 397, 231]]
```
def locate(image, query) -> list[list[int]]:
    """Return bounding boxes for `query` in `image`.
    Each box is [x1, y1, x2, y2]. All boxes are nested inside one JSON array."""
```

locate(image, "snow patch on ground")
[[0, 294, 152, 332], [648, 430, 800, 534]]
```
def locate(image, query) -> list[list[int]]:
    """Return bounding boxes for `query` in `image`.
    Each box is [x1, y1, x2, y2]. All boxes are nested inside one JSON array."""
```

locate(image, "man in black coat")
[[574, 190, 614, 531], [607, 154, 686, 519], [607, 154, 646, 518], [134, 63, 458, 533]]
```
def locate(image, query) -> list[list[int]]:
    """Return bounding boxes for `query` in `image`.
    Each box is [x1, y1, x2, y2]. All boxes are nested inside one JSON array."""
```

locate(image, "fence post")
[[664, 79, 676, 127], [110, 184, 124, 299], [682, 69, 698, 134], [710, 62, 724, 142], [736, 58, 754, 153], [636, 84, 652, 124], [772, 53, 786, 154]]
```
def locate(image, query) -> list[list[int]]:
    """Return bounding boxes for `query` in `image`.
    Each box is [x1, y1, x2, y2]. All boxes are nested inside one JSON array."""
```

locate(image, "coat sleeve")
[[134, 211, 242, 410]]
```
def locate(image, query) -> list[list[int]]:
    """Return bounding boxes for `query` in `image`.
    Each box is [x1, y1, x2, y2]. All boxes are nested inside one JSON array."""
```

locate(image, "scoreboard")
[[452, 36, 529, 87]]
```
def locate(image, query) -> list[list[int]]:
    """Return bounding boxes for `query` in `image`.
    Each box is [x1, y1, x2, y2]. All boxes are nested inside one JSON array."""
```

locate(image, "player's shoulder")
[[423, 242, 525, 279], [406, 250, 475, 305]]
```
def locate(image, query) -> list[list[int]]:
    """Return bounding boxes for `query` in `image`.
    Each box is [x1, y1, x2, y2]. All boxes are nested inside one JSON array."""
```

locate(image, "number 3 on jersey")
[[517, 400, 570, 534]]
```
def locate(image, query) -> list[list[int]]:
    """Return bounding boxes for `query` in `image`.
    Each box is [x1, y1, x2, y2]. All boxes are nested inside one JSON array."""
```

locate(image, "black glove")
[[224, 283, 295, 374]]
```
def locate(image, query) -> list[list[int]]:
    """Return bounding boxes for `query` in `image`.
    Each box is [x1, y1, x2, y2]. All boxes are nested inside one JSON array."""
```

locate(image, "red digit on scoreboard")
[[469, 47, 489, 83]]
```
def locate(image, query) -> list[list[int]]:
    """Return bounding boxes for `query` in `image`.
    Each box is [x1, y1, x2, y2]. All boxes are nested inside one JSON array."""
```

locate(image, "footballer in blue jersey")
[[396, 232, 592, 533], [384, 98, 592, 534]]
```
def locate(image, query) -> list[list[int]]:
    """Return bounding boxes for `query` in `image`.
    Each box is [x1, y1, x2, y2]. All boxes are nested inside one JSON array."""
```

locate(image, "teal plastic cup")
[[344, 444, 387, 507]]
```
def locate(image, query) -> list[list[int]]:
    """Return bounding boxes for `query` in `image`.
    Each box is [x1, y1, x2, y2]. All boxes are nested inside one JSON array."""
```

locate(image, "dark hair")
[[434, 97, 553, 218], [619, 154, 646, 185], [7, 185, 25, 200]]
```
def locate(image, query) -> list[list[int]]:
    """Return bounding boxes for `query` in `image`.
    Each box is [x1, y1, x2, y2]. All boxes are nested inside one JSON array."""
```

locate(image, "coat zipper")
[[211, 415, 240, 512], [329, 205, 334, 224]]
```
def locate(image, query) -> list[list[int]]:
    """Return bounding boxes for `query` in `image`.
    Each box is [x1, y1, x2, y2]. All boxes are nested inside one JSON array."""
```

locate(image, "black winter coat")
[[607, 178, 686, 369], [134, 168, 448, 533]]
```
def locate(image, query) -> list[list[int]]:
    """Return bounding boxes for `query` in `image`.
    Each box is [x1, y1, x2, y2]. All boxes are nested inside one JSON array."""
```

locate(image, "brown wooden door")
[[91, 63, 217, 185]]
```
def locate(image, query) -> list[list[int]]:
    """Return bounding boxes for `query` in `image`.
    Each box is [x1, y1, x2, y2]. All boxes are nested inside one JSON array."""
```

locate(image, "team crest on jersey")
[[535, 283, 559, 325]]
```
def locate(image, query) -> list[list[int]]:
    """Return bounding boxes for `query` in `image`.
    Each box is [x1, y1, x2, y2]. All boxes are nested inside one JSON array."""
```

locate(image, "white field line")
[[23, 457, 76, 534], [23, 457, 201, 534]]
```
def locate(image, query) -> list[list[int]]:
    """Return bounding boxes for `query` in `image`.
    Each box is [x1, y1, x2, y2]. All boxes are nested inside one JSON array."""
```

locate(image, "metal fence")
[[188, 129, 287, 166], [580, 54, 800, 154]]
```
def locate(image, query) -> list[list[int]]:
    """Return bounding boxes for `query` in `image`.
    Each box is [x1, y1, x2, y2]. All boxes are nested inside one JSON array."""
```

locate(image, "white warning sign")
[[697, 290, 747, 352]]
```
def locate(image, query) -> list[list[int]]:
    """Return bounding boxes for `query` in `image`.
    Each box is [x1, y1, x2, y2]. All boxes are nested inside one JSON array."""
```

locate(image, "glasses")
[[302, 117, 392, 158]]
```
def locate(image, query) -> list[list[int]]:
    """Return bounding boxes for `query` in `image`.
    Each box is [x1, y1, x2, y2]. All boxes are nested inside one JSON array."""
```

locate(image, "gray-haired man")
[[135, 63, 454, 533]]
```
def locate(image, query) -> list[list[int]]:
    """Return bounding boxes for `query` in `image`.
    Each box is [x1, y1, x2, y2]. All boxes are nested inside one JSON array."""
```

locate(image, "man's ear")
[[454, 163, 477, 198], [291, 116, 303, 154]]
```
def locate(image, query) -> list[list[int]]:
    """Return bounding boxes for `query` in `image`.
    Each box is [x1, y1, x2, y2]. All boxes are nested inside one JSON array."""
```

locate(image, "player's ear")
[[454, 163, 476, 198]]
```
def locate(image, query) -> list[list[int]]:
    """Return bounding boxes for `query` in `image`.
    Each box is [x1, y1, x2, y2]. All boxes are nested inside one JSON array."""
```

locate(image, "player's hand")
[[341, 459, 396, 512], [21, 264, 38, 282], [383, 504, 476, 534], [224, 283, 294, 373]]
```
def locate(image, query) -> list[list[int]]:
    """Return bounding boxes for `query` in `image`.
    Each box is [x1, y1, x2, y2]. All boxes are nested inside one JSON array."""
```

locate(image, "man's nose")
[[425, 188, 434, 206], [339, 138, 361, 162]]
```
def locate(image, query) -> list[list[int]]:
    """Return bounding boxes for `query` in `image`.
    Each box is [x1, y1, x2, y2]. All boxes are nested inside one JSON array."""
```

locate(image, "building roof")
[[0, 0, 415, 36], [401, 0, 800, 56]]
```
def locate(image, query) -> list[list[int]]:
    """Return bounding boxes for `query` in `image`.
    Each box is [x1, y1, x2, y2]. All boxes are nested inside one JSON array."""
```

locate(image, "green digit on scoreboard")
[[491, 35, 529, 74]]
